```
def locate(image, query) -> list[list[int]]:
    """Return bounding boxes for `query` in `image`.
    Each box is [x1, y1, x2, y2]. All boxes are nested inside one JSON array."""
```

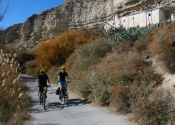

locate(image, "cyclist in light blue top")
[[57, 66, 71, 99]]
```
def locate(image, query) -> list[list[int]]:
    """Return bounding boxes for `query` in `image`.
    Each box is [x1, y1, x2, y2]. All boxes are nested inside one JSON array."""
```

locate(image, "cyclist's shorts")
[[58, 81, 67, 87], [38, 85, 47, 93]]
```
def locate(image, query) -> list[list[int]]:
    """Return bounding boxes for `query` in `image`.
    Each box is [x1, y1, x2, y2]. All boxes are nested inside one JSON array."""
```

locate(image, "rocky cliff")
[[0, 0, 174, 50]]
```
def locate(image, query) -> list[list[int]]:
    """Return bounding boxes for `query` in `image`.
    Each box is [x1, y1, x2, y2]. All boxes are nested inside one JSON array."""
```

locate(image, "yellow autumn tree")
[[35, 28, 98, 68]]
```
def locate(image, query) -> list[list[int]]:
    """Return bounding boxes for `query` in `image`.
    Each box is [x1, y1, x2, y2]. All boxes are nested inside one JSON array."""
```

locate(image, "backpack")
[[55, 88, 60, 95]]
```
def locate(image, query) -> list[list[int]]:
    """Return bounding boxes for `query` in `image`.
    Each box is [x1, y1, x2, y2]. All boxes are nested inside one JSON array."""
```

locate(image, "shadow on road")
[[30, 101, 65, 114], [21, 75, 36, 82], [30, 98, 92, 113], [66, 98, 91, 107], [47, 98, 91, 110], [48, 102, 65, 110]]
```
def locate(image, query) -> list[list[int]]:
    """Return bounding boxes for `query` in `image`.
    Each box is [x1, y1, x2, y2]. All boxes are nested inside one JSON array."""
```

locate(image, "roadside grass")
[[0, 49, 31, 125]]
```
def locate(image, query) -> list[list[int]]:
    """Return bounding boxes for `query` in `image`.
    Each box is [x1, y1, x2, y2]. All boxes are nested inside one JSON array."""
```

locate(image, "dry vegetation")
[[0, 49, 31, 125], [24, 23, 175, 125], [65, 24, 175, 124], [148, 23, 175, 73], [34, 28, 98, 70]]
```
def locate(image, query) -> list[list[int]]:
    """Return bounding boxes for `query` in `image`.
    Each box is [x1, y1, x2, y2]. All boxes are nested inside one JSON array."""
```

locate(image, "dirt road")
[[23, 74, 133, 125]]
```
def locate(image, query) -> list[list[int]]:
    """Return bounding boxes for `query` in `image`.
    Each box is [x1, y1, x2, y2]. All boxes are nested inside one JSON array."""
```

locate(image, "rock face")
[[0, 0, 174, 50], [0, 24, 22, 44]]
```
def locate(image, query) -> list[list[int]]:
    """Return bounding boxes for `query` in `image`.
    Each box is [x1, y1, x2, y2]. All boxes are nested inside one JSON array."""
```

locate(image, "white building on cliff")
[[105, 8, 170, 29]]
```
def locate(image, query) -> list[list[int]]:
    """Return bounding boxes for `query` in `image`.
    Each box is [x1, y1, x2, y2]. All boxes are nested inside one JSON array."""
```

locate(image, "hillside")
[[0, 0, 175, 51]]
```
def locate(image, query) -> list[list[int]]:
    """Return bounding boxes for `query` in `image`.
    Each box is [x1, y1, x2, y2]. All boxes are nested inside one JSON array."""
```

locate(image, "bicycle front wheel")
[[43, 93, 46, 110]]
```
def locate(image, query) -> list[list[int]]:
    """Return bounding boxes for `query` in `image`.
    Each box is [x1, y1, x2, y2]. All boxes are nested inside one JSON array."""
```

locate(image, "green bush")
[[74, 38, 114, 70], [105, 21, 172, 44]]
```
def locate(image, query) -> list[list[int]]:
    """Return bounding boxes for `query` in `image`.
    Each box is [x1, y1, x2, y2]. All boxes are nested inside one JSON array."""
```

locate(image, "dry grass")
[[0, 49, 31, 125]]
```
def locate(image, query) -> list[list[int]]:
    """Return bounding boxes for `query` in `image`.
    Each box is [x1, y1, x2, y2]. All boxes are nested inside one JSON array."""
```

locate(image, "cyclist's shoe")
[[65, 92, 68, 97], [59, 94, 61, 99]]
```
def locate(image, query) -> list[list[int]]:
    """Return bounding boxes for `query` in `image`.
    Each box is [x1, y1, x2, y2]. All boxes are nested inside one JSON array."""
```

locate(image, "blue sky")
[[1, 0, 64, 29]]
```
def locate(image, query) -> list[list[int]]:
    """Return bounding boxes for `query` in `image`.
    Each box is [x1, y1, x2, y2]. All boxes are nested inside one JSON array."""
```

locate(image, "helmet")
[[40, 69, 46, 73], [61, 66, 66, 70]]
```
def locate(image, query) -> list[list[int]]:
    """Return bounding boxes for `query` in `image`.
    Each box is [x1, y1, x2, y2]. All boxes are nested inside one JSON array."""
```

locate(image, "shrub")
[[25, 60, 38, 76], [105, 21, 172, 45], [67, 38, 163, 109], [89, 81, 111, 106], [63, 23, 175, 125], [133, 90, 175, 125], [73, 38, 114, 70], [35, 28, 98, 68], [148, 23, 175, 73], [95, 49, 162, 113]]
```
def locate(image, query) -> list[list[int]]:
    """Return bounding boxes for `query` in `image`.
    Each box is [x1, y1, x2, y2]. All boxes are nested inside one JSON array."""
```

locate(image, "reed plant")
[[0, 49, 31, 125]]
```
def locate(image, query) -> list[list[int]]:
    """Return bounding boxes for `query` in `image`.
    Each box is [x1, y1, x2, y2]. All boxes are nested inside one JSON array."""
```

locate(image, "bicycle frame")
[[39, 87, 47, 110], [60, 86, 68, 104]]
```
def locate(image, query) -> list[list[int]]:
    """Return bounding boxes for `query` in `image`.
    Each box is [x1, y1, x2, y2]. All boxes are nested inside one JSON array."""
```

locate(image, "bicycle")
[[59, 86, 68, 105], [39, 85, 50, 110]]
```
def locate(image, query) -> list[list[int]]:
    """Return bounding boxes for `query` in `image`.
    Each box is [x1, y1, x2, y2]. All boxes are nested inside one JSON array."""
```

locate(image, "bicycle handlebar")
[[47, 84, 51, 87]]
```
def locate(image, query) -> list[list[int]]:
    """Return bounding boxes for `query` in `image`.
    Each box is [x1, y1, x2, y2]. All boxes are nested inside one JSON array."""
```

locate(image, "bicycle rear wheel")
[[63, 94, 66, 104], [39, 92, 43, 105], [63, 88, 67, 105], [43, 93, 46, 110], [40, 97, 43, 105]]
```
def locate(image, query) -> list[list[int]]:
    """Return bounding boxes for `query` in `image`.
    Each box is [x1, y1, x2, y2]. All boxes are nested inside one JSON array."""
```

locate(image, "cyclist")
[[57, 66, 71, 99], [36, 69, 51, 102]]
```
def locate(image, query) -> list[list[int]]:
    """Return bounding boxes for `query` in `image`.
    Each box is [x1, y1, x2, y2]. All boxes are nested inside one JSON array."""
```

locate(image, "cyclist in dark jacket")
[[36, 69, 51, 100]]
